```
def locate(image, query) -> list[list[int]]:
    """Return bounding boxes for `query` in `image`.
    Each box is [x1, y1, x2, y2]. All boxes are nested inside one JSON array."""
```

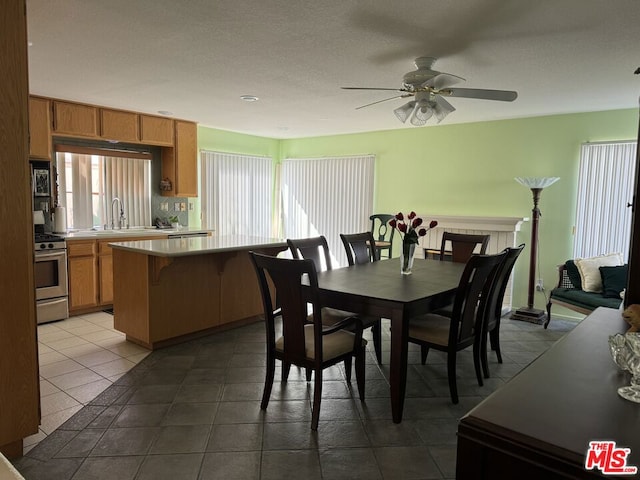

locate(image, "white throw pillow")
[[575, 253, 623, 293]]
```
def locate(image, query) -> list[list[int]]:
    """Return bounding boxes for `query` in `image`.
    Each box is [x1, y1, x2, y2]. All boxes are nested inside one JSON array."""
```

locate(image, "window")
[[280, 155, 375, 267], [56, 150, 152, 229], [573, 141, 637, 260], [200, 151, 274, 237]]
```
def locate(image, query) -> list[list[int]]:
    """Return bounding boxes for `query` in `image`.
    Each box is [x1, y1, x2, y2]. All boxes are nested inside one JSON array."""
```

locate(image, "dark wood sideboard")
[[457, 307, 640, 479]]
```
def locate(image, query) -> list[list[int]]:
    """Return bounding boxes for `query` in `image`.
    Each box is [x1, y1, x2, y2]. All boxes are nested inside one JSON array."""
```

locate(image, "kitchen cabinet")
[[1, 0, 40, 458], [161, 120, 197, 197], [28, 96, 52, 160], [140, 114, 174, 146], [98, 241, 114, 305], [67, 240, 99, 312], [68, 235, 169, 314], [100, 108, 139, 142], [53, 101, 99, 138]]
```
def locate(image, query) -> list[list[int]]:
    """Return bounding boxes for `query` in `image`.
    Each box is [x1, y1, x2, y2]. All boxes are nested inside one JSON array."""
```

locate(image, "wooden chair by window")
[[288, 236, 383, 364], [340, 232, 383, 364], [479, 244, 525, 379], [370, 214, 395, 259], [431, 232, 490, 263], [408, 251, 506, 404], [249, 252, 366, 430]]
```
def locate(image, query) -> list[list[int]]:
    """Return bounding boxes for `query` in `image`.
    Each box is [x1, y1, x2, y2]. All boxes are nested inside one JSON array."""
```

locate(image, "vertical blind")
[[281, 155, 375, 267], [200, 151, 273, 237], [573, 141, 637, 260]]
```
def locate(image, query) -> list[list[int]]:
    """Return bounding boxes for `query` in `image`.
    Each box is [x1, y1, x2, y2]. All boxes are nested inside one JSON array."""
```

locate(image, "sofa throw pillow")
[[564, 260, 582, 289], [575, 253, 623, 293], [599, 264, 628, 298]]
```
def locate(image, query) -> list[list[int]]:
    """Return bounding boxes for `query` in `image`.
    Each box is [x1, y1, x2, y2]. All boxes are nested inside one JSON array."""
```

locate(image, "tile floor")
[[26, 312, 150, 452], [13, 314, 576, 480]]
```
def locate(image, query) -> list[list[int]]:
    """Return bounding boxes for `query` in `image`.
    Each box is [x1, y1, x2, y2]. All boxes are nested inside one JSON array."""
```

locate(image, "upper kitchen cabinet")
[[28, 96, 52, 160], [100, 108, 139, 142], [162, 120, 197, 197], [53, 100, 99, 138], [140, 115, 174, 146]]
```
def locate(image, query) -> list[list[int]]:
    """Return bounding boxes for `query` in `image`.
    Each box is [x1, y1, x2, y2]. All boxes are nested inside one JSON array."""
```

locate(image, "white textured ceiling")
[[26, 0, 640, 139]]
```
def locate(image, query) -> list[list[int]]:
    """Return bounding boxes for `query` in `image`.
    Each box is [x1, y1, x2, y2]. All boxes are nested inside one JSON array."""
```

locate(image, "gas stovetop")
[[35, 233, 66, 251]]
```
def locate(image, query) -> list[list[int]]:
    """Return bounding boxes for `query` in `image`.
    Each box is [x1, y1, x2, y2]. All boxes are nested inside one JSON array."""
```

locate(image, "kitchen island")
[[110, 235, 287, 349]]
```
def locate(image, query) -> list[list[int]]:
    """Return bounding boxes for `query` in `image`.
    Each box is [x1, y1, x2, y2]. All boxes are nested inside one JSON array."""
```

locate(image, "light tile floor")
[[26, 312, 150, 452], [13, 315, 577, 479]]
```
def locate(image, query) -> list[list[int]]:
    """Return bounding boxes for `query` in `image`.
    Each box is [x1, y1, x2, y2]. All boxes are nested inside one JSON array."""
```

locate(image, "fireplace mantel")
[[420, 215, 528, 233]]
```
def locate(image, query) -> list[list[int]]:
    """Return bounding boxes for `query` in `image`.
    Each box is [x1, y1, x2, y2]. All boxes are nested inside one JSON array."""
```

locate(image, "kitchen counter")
[[110, 235, 287, 349], [109, 234, 285, 257], [64, 226, 211, 240]]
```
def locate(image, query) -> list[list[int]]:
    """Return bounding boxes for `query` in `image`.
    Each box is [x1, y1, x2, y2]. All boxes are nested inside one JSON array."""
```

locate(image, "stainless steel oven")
[[34, 234, 69, 324]]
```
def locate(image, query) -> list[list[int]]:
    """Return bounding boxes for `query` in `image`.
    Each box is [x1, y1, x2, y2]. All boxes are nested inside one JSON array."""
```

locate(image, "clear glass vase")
[[609, 332, 640, 402], [401, 242, 416, 275]]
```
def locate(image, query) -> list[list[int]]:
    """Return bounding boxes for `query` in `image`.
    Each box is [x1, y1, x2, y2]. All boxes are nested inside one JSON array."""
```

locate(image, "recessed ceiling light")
[[157, 110, 173, 116], [240, 95, 259, 102]]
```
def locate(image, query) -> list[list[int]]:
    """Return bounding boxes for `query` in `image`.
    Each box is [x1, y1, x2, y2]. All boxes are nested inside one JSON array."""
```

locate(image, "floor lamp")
[[511, 176, 560, 323]]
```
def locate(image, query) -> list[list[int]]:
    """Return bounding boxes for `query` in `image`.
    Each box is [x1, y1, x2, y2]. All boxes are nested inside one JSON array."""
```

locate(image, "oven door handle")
[[35, 251, 66, 260]]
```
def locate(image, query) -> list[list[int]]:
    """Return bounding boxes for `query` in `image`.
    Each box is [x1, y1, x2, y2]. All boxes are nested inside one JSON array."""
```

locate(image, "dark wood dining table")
[[314, 257, 466, 423]]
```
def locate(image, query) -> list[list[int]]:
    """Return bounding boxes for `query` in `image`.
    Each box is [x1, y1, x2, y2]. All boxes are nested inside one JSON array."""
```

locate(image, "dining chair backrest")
[[287, 236, 333, 272], [450, 251, 507, 345], [340, 232, 378, 265], [440, 232, 490, 263], [484, 244, 525, 332], [249, 252, 323, 365], [369, 214, 395, 259]]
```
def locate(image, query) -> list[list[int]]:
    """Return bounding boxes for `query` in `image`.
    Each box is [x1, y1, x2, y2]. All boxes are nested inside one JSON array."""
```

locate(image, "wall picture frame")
[[33, 168, 50, 197]]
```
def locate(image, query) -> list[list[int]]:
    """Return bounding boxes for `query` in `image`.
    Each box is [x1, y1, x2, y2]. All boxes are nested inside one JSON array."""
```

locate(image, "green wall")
[[197, 108, 638, 318]]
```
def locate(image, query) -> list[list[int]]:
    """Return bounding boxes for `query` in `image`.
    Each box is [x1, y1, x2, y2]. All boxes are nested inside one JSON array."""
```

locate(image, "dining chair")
[[479, 244, 525, 379], [339, 232, 383, 364], [408, 250, 507, 404], [288, 236, 383, 364], [435, 232, 490, 263], [369, 214, 395, 259], [249, 252, 366, 430]]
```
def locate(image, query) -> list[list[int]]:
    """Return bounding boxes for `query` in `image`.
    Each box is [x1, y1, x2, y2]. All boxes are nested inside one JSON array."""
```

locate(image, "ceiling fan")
[[342, 56, 517, 126]]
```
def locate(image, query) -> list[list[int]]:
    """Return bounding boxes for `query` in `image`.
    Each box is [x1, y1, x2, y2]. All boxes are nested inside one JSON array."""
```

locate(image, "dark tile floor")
[[12, 316, 576, 480]]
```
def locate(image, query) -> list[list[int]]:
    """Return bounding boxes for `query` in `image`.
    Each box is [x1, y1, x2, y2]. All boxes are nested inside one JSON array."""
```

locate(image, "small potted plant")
[[169, 215, 180, 229]]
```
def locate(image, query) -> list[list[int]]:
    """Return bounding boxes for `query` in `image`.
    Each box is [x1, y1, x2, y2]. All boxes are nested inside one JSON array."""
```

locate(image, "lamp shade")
[[514, 177, 560, 189], [394, 101, 416, 123]]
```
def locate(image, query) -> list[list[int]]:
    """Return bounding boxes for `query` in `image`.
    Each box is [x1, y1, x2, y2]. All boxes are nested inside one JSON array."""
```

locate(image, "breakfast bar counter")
[[110, 235, 287, 349]]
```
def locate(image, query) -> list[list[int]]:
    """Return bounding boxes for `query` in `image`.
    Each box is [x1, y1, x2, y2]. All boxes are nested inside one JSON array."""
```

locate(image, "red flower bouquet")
[[389, 212, 438, 274]]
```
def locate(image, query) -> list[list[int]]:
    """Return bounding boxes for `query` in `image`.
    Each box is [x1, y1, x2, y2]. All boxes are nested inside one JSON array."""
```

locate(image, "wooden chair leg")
[[490, 327, 502, 364], [544, 301, 552, 329], [372, 323, 382, 365], [355, 347, 365, 401], [282, 362, 291, 381], [421, 345, 429, 365], [305, 368, 312, 382], [311, 369, 323, 430], [481, 331, 490, 379], [473, 340, 484, 386], [261, 355, 276, 410], [343, 356, 352, 383], [447, 350, 459, 404]]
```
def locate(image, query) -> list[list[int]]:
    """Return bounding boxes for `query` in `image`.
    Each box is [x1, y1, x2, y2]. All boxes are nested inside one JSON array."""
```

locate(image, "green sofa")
[[545, 260, 623, 328]]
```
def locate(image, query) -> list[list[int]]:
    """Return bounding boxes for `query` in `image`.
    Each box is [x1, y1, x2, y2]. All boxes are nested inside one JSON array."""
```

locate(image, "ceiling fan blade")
[[342, 87, 407, 92], [446, 88, 518, 101], [423, 73, 465, 90], [355, 94, 411, 110]]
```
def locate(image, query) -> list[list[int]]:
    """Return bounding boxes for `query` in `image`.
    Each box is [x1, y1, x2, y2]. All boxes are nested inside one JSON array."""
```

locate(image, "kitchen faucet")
[[111, 197, 126, 229]]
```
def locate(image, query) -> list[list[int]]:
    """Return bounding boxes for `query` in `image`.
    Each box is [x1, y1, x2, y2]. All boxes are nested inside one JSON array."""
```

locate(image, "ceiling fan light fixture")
[[394, 101, 416, 123], [411, 104, 434, 126]]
